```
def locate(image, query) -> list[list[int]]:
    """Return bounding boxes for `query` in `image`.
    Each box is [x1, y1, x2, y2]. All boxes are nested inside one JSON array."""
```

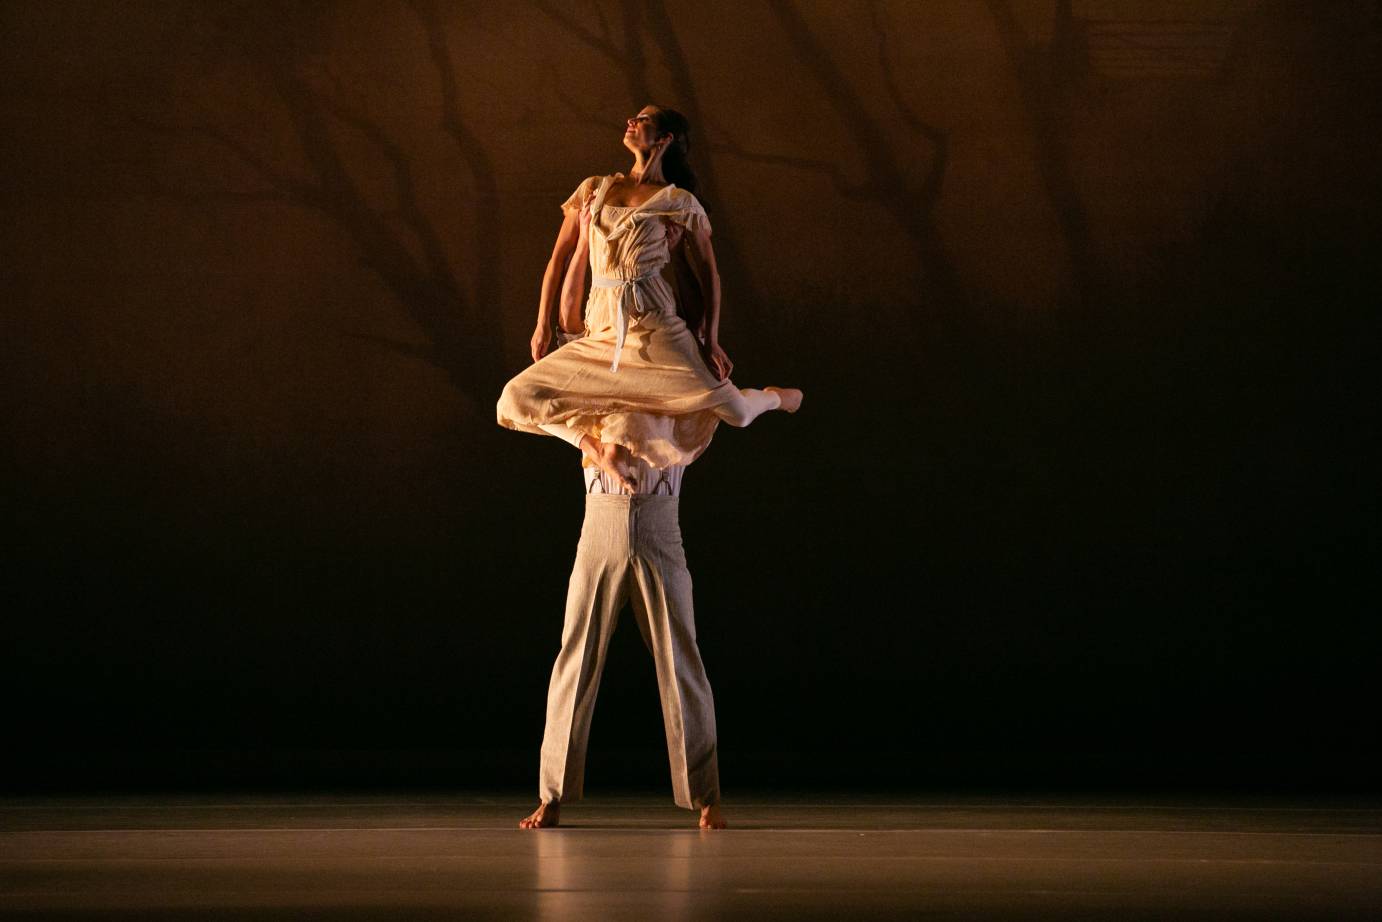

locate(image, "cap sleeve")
[[560, 175, 601, 216], [670, 190, 712, 235]]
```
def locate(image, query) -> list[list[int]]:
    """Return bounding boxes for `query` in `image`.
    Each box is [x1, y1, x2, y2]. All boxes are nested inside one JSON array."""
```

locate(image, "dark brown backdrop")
[[3, 0, 1378, 793]]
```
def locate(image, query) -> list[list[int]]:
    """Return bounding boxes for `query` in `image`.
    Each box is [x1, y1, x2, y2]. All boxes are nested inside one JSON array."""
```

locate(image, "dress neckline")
[[600, 172, 676, 211]]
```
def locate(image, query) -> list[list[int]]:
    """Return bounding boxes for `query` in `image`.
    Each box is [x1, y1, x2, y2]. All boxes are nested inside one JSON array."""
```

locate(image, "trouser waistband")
[[585, 493, 679, 506]]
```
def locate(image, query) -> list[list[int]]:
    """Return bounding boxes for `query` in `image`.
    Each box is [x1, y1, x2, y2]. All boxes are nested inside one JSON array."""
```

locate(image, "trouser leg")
[[628, 502, 722, 809], [538, 506, 627, 804]]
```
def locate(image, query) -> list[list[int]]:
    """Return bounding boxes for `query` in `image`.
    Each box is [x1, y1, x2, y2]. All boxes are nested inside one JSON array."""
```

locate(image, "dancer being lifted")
[[496, 104, 803, 493]]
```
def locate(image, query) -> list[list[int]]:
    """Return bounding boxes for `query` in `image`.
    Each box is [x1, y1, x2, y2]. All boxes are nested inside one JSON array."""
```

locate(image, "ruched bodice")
[[583, 175, 706, 372]]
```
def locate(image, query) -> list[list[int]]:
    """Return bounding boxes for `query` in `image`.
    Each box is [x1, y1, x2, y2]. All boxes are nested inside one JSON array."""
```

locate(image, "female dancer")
[[495, 104, 803, 491]]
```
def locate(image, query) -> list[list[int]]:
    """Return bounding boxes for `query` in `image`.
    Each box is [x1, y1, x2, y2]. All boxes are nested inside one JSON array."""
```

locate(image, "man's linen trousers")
[[538, 492, 721, 810]]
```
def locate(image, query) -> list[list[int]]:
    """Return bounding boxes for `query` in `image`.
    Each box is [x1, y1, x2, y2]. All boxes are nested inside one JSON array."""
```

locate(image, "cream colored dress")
[[497, 172, 767, 470]]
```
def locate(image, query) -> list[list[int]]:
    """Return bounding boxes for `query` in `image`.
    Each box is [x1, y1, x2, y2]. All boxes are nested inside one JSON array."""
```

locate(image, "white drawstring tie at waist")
[[590, 271, 658, 373]]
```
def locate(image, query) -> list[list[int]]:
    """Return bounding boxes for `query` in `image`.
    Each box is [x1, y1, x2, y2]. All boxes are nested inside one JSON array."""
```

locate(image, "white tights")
[[537, 421, 588, 450], [708, 387, 781, 427]]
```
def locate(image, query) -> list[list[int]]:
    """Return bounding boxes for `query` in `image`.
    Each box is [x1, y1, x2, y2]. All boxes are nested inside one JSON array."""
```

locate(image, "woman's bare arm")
[[684, 224, 733, 380], [532, 210, 583, 362], [685, 225, 721, 344]]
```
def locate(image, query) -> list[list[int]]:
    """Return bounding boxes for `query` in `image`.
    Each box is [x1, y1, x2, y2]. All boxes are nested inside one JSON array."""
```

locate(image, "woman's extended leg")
[[710, 386, 803, 427], [538, 422, 586, 449]]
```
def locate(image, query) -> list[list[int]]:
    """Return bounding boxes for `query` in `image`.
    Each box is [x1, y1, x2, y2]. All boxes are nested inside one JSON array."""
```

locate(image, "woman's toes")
[[765, 386, 803, 413]]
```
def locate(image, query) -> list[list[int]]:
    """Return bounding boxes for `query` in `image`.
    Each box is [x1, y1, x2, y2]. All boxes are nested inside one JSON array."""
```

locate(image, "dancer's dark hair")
[[650, 106, 698, 196]]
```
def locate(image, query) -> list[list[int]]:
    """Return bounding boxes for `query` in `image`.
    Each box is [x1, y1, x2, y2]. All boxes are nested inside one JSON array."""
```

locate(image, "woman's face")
[[623, 106, 668, 155]]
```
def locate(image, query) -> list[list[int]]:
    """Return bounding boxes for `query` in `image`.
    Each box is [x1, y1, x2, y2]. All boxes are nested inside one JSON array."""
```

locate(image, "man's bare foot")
[[518, 801, 560, 829], [581, 436, 639, 492], [699, 804, 727, 829], [765, 386, 803, 413]]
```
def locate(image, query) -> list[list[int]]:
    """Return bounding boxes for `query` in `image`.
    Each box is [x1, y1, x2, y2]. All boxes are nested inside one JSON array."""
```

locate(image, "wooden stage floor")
[[2, 792, 1379, 919]]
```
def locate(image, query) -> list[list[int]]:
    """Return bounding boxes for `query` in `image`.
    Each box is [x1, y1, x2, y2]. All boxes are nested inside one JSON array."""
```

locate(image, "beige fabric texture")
[[496, 173, 776, 469], [551, 328, 687, 495], [539, 493, 720, 810]]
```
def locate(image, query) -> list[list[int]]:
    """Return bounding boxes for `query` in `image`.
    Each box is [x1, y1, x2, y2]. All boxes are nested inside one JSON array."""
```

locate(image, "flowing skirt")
[[497, 286, 769, 469]]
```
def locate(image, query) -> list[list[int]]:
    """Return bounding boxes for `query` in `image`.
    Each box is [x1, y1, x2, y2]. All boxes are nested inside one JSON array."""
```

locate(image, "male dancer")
[[518, 320, 727, 830]]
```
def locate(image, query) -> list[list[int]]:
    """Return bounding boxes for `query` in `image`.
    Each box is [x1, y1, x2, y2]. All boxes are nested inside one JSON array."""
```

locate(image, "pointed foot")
[[764, 386, 803, 413]]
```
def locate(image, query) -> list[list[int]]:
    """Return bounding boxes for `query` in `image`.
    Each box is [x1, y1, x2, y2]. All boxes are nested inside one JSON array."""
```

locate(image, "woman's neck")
[[627, 152, 667, 185]]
